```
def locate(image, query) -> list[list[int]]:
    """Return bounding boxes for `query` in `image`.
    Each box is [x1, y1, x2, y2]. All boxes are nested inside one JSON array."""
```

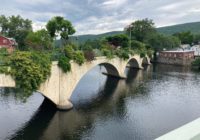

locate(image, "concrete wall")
[[0, 55, 150, 110]]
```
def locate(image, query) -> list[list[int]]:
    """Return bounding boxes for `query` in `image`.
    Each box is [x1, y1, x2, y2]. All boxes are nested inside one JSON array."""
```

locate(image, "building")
[[0, 35, 17, 52], [190, 45, 200, 56], [157, 50, 195, 66]]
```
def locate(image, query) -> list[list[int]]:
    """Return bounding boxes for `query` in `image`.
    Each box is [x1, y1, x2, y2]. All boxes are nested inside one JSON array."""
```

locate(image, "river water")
[[0, 64, 200, 140]]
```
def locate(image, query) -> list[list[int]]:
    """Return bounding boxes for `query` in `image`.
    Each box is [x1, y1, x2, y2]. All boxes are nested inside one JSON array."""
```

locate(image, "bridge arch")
[[126, 58, 141, 69]]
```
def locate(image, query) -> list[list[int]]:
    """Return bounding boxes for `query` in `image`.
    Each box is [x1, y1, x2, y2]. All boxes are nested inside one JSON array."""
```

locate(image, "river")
[[0, 64, 200, 140]]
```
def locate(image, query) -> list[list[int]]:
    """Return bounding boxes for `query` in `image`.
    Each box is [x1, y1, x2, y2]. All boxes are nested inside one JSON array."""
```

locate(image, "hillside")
[[157, 22, 200, 35], [69, 22, 200, 44], [69, 31, 123, 44]]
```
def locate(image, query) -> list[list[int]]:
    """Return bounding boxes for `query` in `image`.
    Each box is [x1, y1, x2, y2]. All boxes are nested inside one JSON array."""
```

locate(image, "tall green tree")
[[146, 33, 180, 51], [46, 16, 75, 44], [173, 31, 194, 44], [125, 18, 156, 42], [25, 29, 53, 50], [0, 15, 32, 50], [105, 34, 129, 48]]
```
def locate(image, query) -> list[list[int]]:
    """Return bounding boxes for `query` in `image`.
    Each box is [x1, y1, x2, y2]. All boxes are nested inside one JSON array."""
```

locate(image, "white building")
[[190, 45, 200, 56]]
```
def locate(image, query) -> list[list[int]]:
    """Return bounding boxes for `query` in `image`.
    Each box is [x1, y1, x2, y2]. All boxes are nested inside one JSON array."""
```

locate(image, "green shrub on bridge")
[[58, 56, 71, 73], [115, 49, 130, 60], [9, 51, 51, 96], [73, 51, 85, 65]]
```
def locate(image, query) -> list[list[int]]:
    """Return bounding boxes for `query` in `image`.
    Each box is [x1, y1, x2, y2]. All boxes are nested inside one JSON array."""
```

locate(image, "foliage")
[[8, 51, 51, 96], [58, 56, 71, 73], [84, 50, 95, 61], [105, 34, 129, 48], [125, 18, 156, 42], [193, 34, 200, 44], [0, 48, 9, 73], [73, 51, 85, 65], [192, 58, 200, 69], [64, 45, 74, 59], [46, 16, 75, 43], [101, 48, 113, 59], [25, 29, 53, 50], [115, 49, 130, 60], [99, 43, 113, 59], [147, 49, 154, 58], [80, 39, 102, 50], [131, 40, 145, 50], [140, 52, 146, 58], [146, 33, 180, 51], [173, 31, 194, 44], [0, 15, 32, 50]]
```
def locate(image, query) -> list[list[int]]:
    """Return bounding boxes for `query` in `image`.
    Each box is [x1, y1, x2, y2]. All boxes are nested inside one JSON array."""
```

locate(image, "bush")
[[58, 56, 71, 73], [73, 51, 85, 65], [192, 58, 200, 69], [147, 49, 154, 58], [101, 49, 113, 59], [64, 45, 74, 59], [140, 52, 146, 58], [9, 51, 51, 96], [115, 49, 130, 60], [84, 50, 95, 61]]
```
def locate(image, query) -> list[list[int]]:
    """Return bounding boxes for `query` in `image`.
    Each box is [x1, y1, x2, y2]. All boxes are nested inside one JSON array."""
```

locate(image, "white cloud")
[[1, 0, 200, 35]]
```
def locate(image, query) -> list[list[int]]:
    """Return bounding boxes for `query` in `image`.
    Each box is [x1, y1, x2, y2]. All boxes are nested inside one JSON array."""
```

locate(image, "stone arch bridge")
[[0, 55, 150, 110]]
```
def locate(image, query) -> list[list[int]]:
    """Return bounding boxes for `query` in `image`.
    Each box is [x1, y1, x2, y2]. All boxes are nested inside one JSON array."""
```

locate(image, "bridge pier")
[[57, 100, 73, 110]]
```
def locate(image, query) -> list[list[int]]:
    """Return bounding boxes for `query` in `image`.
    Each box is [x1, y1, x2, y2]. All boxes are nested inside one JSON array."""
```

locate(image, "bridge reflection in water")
[[8, 65, 152, 140]]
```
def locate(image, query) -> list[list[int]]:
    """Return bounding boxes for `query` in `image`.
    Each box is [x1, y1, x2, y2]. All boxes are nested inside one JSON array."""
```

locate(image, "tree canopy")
[[125, 18, 156, 42], [25, 29, 53, 50], [173, 31, 194, 45], [105, 34, 129, 48], [0, 15, 32, 50], [145, 33, 180, 51], [46, 16, 75, 42]]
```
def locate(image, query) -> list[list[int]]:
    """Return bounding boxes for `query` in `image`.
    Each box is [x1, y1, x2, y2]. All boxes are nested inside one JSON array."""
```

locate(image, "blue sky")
[[1, 0, 200, 35]]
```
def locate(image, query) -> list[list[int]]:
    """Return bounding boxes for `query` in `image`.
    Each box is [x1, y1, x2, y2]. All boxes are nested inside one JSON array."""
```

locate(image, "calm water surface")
[[0, 64, 200, 140]]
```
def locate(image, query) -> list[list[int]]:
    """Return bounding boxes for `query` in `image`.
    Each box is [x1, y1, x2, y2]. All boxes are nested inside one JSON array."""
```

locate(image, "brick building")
[[157, 50, 195, 66]]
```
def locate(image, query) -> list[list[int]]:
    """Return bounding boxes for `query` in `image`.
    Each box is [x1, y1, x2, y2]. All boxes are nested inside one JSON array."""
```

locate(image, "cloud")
[[0, 0, 200, 35]]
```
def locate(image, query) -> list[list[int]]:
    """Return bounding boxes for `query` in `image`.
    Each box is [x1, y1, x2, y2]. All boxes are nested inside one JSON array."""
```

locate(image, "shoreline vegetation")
[[0, 15, 199, 99]]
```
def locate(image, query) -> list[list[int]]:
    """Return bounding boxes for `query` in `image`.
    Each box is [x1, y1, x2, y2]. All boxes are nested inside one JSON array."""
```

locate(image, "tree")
[[125, 18, 156, 42], [173, 31, 194, 45], [0, 15, 32, 50], [146, 33, 180, 51], [46, 16, 75, 44], [25, 29, 53, 50], [193, 34, 200, 45], [105, 34, 129, 48]]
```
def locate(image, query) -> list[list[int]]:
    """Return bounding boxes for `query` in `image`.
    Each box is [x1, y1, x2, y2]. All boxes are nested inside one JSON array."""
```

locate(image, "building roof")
[[161, 50, 194, 53]]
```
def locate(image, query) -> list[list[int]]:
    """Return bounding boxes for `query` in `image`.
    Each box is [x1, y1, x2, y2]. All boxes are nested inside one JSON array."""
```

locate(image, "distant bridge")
[[0, 55, 150, 110]]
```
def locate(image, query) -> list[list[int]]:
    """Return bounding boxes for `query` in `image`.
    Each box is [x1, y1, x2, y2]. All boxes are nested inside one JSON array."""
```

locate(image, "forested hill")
[[69, 31, 123, 44], [69, 22, 200, 44], [157, 22, 200, 35]]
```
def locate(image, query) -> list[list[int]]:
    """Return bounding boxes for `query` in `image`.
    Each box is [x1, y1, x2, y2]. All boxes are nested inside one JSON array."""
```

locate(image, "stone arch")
[[126, 58, 141, 69], [142, 57, 148, 66], [57, 60, 123, 110], [142, 57, 151, 66], [99, 63, 120, 78]]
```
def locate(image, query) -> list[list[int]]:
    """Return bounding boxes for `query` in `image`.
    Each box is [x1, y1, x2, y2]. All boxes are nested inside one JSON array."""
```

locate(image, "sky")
[[1, 0, 200, 35]]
